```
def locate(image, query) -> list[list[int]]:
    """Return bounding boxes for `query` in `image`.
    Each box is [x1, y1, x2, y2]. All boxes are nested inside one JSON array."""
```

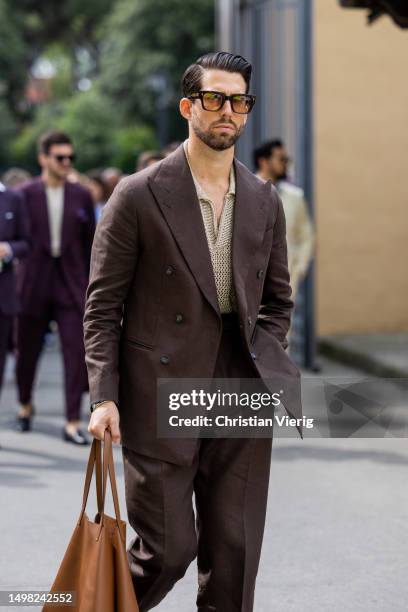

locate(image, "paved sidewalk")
[[319, 333, 408, 378], [1, 346, 408, 611]]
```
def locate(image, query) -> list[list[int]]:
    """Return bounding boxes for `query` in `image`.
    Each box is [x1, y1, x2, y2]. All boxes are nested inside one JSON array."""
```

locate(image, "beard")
[[49, 164, 69, 182], [192, 116, 244, 151]]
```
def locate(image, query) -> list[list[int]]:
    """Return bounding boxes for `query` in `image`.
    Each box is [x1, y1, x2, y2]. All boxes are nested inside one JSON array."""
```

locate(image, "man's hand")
[[88, 401, 121, 444], [0, 242, 11, 259]]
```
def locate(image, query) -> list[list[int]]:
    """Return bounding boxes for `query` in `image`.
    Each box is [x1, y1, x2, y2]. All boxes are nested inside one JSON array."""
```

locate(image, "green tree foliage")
[[0, 0, 26, 164], [58, 89, 157, 172], [59, 90, 118, 170], [0, 101, 17, 168], [2, 0, 214, 171], [6, 0, 113, 58], [112, 125, 158, 173], [12, 90, 157, 173], [99, 0, 214, 139], [1, 0, 113, 117], [0, 0, 27, 105]]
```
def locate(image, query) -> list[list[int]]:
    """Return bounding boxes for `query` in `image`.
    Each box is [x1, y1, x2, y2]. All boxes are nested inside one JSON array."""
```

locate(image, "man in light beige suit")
[[254, 139, 314, 298]]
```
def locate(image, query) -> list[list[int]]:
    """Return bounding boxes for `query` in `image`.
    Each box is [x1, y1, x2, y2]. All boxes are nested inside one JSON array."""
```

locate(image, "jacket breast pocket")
[[123, 336, 154, 351]]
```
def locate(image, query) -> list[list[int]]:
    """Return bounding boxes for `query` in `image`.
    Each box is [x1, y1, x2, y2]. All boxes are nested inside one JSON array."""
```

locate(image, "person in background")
[[2, 168, 31, 189], [0, 182, 30, 404], [136, 151, 164, 172], [85, 170, 108, 222], [66, 168, 84, 184], [15, 130, 95, 444], [254, 139, 314, 299], [162, 141, 182, 157], [101, 167, 123, 199]]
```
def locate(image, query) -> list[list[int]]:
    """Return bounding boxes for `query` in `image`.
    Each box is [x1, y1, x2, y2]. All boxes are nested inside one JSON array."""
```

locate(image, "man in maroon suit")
[[0, 182, 30, 400], [16, 131, 95, 444]]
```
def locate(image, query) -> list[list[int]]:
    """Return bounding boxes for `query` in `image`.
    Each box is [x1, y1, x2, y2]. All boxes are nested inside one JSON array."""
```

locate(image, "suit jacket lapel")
[[148, 146, 220, 316], [60, 181, 71, 254], [232, 161, 269, 313], [37, 179, 52, 253]]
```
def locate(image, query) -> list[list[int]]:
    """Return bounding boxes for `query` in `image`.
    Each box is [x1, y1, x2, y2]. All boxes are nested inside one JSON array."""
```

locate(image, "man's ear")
[[179, 98, 192, 121], [38, 153, 47, 169], [259, 157, 269, 172]]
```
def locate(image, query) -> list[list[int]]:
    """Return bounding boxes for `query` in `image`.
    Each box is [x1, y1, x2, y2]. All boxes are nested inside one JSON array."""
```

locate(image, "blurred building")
[[314, 1, 408, 336], [217, 0, 408, 367]]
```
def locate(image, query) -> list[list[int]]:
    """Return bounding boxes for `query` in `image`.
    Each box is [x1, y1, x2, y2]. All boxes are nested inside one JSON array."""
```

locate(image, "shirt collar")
[[183, 139, 235, 200]]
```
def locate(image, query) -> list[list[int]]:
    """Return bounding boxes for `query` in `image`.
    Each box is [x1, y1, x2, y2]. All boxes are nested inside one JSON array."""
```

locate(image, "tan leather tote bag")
[[43, 430, 139, 612]]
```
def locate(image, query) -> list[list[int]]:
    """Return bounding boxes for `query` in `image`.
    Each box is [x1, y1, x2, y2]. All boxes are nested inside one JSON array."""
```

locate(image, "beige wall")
[[314, 1, 408, 335]]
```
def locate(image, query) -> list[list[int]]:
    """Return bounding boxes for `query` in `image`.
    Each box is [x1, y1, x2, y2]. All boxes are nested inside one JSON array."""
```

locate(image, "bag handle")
[[100, 430, 121, 518], [78, 438, 103, 524], [96, 430, 122, 539], [95, 441, 103, 512], [78, 430, 123, 540]]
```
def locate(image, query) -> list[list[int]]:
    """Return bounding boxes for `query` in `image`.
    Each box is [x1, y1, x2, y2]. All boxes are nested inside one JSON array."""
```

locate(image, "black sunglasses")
[[275, 155, 292, 164], [188, 90, 256, 114], [51, 154, 76, 163]]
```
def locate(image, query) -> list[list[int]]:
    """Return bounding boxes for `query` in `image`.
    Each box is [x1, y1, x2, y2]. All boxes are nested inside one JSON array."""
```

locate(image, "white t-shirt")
[[45, 186, 64, 257]]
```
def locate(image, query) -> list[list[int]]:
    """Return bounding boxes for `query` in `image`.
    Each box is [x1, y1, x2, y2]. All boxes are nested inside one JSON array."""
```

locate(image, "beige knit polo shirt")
[[184, 140, 236, 314]]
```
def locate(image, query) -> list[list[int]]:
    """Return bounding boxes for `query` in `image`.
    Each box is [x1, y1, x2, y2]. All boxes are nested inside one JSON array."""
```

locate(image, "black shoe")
[[16, 405, 35, 433], [63, 428, 89, 446], [16, 414, 32, 432]]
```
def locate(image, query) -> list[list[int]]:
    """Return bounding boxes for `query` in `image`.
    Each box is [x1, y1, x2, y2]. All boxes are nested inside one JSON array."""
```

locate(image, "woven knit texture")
[[184, 141, 236, 313]]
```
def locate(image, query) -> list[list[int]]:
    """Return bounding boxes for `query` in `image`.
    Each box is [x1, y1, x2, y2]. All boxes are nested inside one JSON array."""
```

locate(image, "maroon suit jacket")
[[17, 178, 95, 316], [84, 145, 300, 464], [0, 186, 30, 316]]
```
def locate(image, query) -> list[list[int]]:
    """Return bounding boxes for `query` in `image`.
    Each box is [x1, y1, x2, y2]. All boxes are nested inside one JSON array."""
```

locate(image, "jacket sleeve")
[[83, 179, 138, 405], [6, 191, 31, 260], [258, 188, 294, 350]]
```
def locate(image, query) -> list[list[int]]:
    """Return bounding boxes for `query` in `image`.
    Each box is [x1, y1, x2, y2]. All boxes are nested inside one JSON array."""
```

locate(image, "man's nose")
[[220, 99, 233, 115]]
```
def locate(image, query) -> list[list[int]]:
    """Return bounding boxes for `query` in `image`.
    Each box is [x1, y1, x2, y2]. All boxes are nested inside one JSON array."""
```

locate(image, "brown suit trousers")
[[123, 315, 273, 612]]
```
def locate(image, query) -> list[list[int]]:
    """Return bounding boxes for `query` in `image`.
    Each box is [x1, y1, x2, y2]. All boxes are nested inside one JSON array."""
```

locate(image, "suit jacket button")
[[247, 316, 252, 326], [257, 269, 264, 279], [175, 314, 184, 324], [250, 352, 257, 360], [165, 266, 174, 276], [160, 355, 170, 365]]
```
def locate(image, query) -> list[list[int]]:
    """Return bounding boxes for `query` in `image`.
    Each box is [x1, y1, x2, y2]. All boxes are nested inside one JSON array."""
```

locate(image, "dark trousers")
[[16, 259, 87, 421], [0, 314, 12, 397], [123, 315, 273, 611]]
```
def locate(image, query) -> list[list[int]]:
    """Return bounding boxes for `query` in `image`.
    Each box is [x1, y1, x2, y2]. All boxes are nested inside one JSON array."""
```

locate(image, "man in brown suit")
[[85, 52, 300, 611]]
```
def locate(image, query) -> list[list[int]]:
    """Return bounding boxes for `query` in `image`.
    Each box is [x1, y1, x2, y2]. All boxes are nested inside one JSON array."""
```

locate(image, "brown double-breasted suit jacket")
[[84, 145, 301, 465]]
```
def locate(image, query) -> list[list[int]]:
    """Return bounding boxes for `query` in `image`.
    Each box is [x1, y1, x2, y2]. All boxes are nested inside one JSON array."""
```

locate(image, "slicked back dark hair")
[[181, 52, 252, 97], [38, 130, 72, 155], [253, 139, 284, 169]]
